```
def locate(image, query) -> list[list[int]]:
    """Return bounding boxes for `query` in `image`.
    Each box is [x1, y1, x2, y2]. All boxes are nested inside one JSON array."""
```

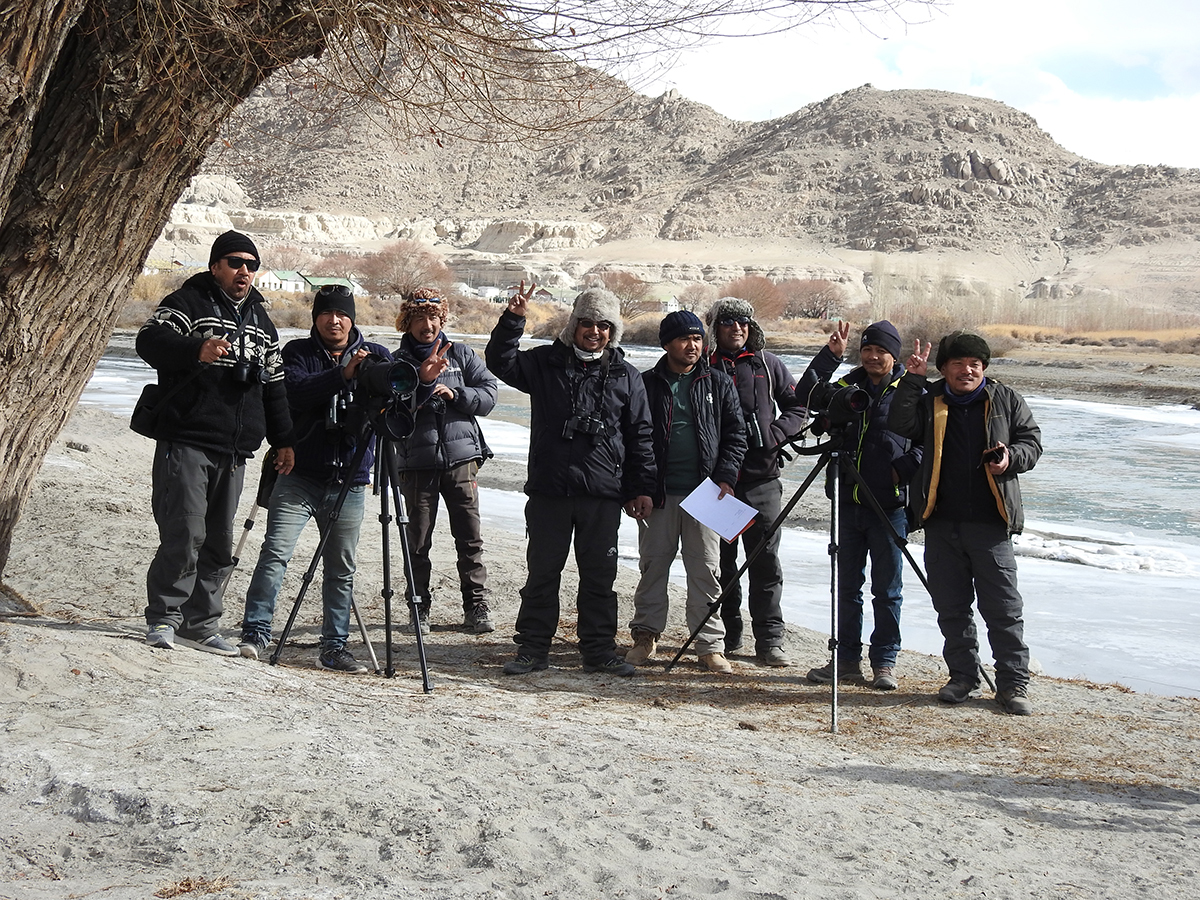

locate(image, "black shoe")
[[938, 680, 983, 704], [318, 648, 369, 675], [582, 656, 636, 677], [806, 659, 865, 684], [503, 654, 549, 675], [464, 602, 495, 634], [995, 685, 1033, 716], [403, 603, 431, 635], [722, 612, 744, 654]]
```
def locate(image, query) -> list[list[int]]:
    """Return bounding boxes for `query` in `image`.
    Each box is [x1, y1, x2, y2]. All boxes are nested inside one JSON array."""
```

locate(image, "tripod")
[[269, 426, 433, 693]]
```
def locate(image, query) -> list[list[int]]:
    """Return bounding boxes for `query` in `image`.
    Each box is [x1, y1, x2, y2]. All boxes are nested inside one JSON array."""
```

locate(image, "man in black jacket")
[[486, 284, 656, 677], [136, 231, 294, 655], [625, 311, 746, 673], [796, 320, 922, 691]]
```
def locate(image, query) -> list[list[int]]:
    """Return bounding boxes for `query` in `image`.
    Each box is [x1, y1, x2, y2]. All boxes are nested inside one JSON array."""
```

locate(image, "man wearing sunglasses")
[[487, 283, 656, 677], [136, 230, 295, 656]]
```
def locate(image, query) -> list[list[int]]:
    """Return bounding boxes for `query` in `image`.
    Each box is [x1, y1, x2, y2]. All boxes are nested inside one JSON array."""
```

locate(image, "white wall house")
[[257, 269, 307, 293]]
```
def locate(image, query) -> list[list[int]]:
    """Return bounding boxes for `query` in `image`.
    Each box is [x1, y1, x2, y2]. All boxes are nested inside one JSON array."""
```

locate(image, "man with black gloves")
[[625, 311, 746, 674], [707, 297, 830, 666], [393, 288, 498, 636], [136, 231, 294, 656], [486, 284, 656, 677], [796, 320, 922, 691], [237, 285, 443, 673], [889, 331, 1042, 715]]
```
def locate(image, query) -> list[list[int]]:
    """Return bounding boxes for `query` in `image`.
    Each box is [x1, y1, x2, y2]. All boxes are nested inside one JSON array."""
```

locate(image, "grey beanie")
[[705, 296, 766, 353], [560, 288, 624, 348], [935, 331, 991, 369]]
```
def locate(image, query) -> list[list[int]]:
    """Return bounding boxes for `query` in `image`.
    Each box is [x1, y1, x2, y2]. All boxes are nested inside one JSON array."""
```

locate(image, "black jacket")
[[135, 272, 293, 458], [393, 334, 497, 471], [486, 310, 656, 502], [642, 357, 746, 508]]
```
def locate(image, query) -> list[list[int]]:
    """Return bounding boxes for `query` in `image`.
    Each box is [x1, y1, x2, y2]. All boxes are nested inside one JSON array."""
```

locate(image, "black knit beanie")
[[860, 320, 902, 360], [935, 331, 991, 369], [659, 310, 705, 346], [209, 230, 260, 265], [312, 284, 356, 324]]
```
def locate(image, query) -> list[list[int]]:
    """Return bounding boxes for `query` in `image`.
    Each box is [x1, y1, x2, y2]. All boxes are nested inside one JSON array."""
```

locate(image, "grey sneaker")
[[404, 603, 431, 635], [871, 666, 899, 691], [996, 685, 1033, 716], [756, 646, 791, 668], [318, 648, 369, 675], [806, 659, 865, 684], [503, 654, 549, 676], [583, 656, 636, 677], [146, 624, 175, 649], [238, 636, 268, 660], [464, 602, 495, 634], [175, 633, 238, 656], [938, 680, 983, 704]]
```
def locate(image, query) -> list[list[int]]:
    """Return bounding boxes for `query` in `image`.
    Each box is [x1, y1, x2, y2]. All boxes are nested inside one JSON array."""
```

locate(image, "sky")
[[637, 0, 1200, 168]]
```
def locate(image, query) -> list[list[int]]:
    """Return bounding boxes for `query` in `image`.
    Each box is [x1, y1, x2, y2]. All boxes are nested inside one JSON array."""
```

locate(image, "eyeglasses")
[[578, 319, 612, 332], [408, 296, 443, 304], [317, 284, 352, 299], [717, 316, 751, 327], [221, 256, 260, 273]]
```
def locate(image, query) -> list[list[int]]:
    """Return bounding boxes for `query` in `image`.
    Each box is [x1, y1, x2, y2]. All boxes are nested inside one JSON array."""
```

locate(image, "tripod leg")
[[351, 597, 380, 674]]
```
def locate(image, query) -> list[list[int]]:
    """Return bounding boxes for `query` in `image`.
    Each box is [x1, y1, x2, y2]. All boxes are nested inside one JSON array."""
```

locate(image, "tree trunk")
[[0, 1, 325, 578]]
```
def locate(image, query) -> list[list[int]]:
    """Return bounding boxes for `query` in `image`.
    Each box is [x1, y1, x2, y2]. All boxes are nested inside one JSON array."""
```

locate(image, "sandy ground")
[[3, 359, 1200, 899]]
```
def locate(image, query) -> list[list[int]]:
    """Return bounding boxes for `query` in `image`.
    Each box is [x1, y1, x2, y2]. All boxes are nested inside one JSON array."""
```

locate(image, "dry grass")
[[154, 875, 234, 897]]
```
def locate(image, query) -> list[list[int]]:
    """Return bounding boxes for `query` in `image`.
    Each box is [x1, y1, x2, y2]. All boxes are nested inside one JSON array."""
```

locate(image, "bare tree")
[[0, 0, 932, 583], [600, 270, 655, 320], [359, 240, 454, 300], [271, 245, 317, 272], [675, 282, 718, 313], [721, 275, 786, 319], [779, 278, 847, 319], [313, 250, 366, 279]]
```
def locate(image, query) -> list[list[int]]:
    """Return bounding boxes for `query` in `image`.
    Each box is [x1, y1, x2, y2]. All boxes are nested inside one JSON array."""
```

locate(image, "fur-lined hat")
[[559, 288, 624, 348], [395, 287, 450, 333], [705, 297, 766, 353], [935, 330, 991, 370]]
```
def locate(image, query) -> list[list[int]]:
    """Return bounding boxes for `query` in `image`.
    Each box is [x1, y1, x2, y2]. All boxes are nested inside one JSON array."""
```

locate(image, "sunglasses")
[[318, 284, 352, 299], [717, 316, 751, 327], [409, 296, 443, 304], [221, 256, 260, 273], [578, 319, 612, 331]]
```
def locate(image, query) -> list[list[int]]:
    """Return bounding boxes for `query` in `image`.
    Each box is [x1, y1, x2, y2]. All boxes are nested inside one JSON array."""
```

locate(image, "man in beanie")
[[795, 320, 922, 691], [238, 284, 421, 672], [889, 331, 1042, 715], [486, 282, 656, 676], [392, 287, 498, 635], [707, 297, 822, 667], [136, 230, 295, 656], [625, 311, 746, 673]]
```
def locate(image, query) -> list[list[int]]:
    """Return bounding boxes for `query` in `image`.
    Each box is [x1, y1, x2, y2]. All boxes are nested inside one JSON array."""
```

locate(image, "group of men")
[[136, 230, 1042, 715]]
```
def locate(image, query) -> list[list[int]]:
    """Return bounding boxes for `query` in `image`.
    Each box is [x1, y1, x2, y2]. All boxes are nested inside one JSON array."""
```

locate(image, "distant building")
[[257, 269, 307, 293], [302, 274, 364, 295]]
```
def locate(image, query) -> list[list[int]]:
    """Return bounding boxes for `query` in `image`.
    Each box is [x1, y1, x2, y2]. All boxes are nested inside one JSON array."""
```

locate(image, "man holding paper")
[[625, 311, 747, 673]]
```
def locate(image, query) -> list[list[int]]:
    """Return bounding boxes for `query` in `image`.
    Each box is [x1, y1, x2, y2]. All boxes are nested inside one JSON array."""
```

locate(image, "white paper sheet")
[[679, 478, 758, 542]]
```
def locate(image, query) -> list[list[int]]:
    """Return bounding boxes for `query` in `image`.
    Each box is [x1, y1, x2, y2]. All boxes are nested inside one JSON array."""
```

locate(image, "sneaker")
[[175, 633, 239, 656], [238, 637, 268, 660], [404, 604, 431, 635], [503, 654, 549, 676], [806, 659, 865, 684], [318, 648, 369, 675], [583, 656, 637, 677], [722, 610, 744, 654], [995, 685, 1033, 716], [464, 602, 495, 634], [871, 666, 899, 691], [938, 679, 983, 704], [756, 646, 791, 668], [146, 624, 175, 649], [699, 652, 733, 674], [624, 629, 658, 666]]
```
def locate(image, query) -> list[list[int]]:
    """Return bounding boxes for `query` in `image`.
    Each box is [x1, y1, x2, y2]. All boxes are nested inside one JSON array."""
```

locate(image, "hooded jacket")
[[888, 372, 1042, 535], [642, 356, 747, 508], [486, 310, 656, 502], [135, 271, 293, 458]]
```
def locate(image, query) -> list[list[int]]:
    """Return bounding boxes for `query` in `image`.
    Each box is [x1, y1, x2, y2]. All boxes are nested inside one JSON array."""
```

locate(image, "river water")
[[82, 331, 1200, 697]]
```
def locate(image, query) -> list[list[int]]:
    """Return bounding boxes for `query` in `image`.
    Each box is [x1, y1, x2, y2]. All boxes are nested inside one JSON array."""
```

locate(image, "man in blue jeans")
[[238, 285, 443, 672], [796, 320, 922, 690]]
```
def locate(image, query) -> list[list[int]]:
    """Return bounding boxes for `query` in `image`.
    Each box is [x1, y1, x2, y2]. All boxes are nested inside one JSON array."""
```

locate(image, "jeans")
[[241, 473, 366, 652], [146, 442, 245, 639], [719, 479, 786, 651], [398, 461, 487, 610], [837, 503, 906, 668]]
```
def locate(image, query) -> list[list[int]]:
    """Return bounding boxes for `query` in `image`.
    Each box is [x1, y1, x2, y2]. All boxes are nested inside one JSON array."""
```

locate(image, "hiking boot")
[[404, 603, 431, 635], [318, 648, 369, 675], [699, 652, 733, 674], [624, 629, 658, 666], [938, 680, 983, 704], [806, 659, 865, 684], [175, 633, 239, 656], [756, 646, 791, 668], [238, 636, 268, 660], [995, 685, 1033, 716], [464, 602, 495, 634], [722, 610, 744, 653], [146, 624, 175, 649], [871, 666, 899, 691], [583, 656, 637, 677], [503, 654, 549, 676]]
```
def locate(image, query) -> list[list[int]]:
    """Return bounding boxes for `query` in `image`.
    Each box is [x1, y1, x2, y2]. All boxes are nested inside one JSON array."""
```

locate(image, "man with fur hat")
[[136, 230, 295, 656], [486, 282, 656, 677], [796, 320, 922, 691], [889, 331, 1042, 715], [625, 311, 747, 674], [392, 287, 498, 635], [707, 297, 819, 667]]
